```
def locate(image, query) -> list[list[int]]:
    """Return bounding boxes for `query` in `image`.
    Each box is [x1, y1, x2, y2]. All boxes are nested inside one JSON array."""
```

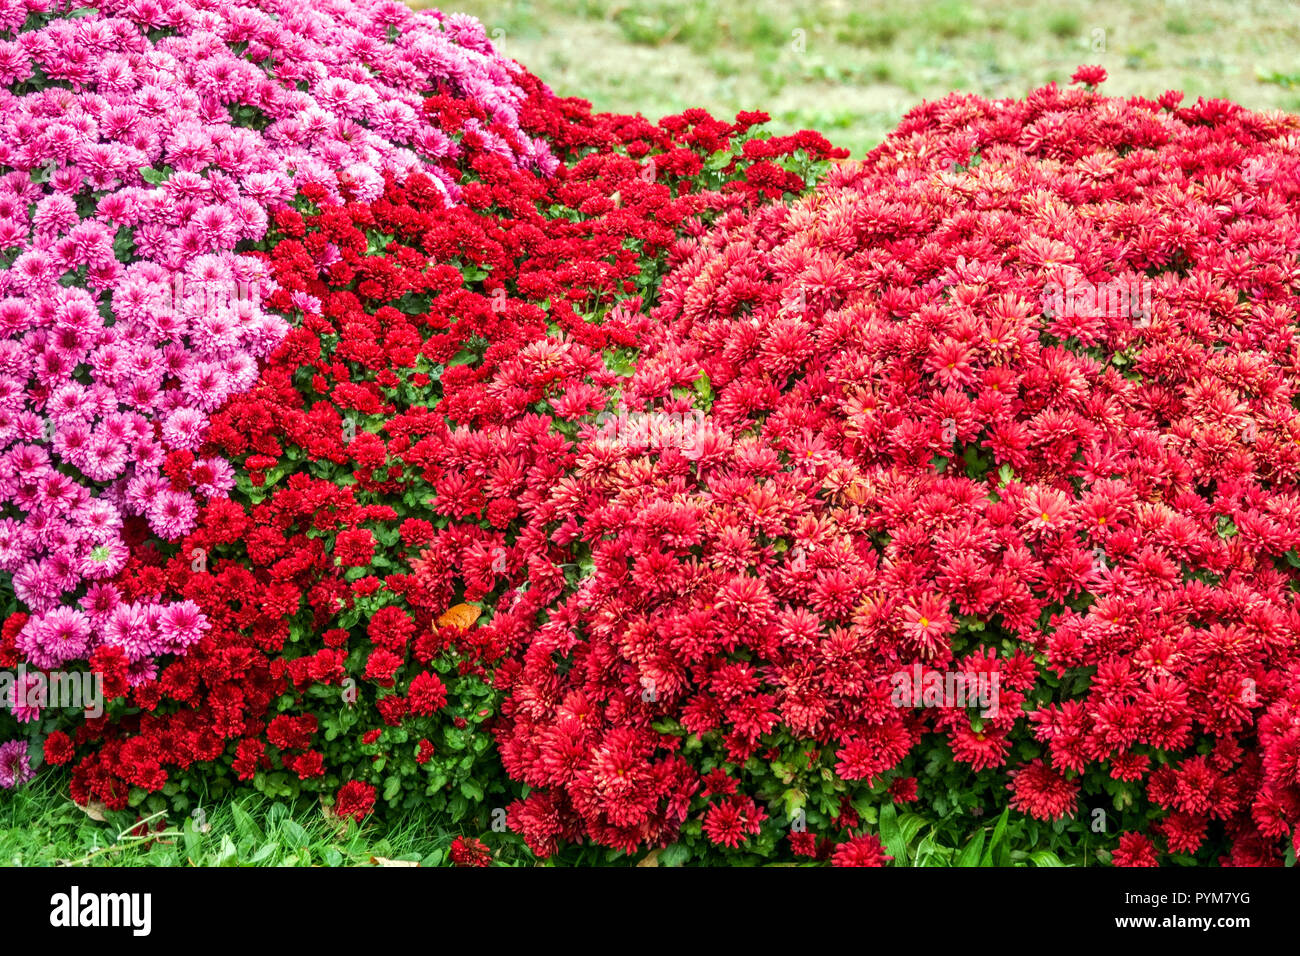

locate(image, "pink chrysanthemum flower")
[[0, 741, 34, 789], [156, 601, 208, 653]]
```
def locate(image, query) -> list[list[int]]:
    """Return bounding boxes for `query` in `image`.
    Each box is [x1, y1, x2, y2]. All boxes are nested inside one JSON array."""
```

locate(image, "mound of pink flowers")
[[0, 0, 547, 680]]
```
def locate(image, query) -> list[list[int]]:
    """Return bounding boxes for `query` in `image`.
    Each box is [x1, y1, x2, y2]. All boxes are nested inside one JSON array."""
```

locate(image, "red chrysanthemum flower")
[[335, 781, 377, 823], [1111, 832, 1159, 867], [43, 731, 74, 766], [1008, 760, 1080, 821], [831, 834, 891, 867], [702, 795, 765, 848], [1070, 65, 1108, 86], [450, 835, 492, 867]]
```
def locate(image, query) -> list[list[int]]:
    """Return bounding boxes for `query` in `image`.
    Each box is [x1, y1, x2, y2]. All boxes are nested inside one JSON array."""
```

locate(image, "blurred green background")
[[426, 0, 1300, 157]]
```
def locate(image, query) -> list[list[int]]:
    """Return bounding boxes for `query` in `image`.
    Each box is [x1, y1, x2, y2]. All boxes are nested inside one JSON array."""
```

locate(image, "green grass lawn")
[[0, 773, 463, 866], [432, 0, 1300, 157]]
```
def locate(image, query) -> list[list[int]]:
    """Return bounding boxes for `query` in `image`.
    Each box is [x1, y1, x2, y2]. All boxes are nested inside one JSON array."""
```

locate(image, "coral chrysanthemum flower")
[[900, 594, 956, 659]]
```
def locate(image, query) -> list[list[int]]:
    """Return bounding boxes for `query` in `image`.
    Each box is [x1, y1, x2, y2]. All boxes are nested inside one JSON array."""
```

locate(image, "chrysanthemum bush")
[[479, 69, 1300, 866]]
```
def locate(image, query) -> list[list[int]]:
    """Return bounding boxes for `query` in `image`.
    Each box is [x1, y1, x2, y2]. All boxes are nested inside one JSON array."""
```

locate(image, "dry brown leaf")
[[371, 857, 420, 867], [437, 602, 481, 630], [636, 849, 661, 867], [77, 800, 109, 822], [320, 796, 350, 837]]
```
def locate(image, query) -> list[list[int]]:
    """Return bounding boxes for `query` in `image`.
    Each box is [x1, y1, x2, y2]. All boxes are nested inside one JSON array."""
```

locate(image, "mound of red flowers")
[[473, 72, 1300, 865]]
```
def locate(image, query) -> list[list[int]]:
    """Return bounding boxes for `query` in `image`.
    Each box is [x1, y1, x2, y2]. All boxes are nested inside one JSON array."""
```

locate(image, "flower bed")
[[3, 2, 1299, 869]]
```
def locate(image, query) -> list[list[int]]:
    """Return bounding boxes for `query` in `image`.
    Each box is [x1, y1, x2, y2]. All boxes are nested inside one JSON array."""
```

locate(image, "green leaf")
[[782, 788, 806, 822], [459, 779, 484, 802], [705, 151, 732, 172], [898, 812, 927, 847], [215, 834, 239, 866], [659, 843, 691, 867], [182, 817, 203, 863], [383, 774, 402, 802], [1029, 850, 1066, 867], [878, 803, 906, 865], [281, 820, 308, 849], [692, 371, 713, 407], [955, 829, 985, 867], [112, 227, 135, 261], [981, 807, 1010, 867], [231, 802, 260, 840], [914, 830, 948, 867], [447, 349, 478, 368]]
